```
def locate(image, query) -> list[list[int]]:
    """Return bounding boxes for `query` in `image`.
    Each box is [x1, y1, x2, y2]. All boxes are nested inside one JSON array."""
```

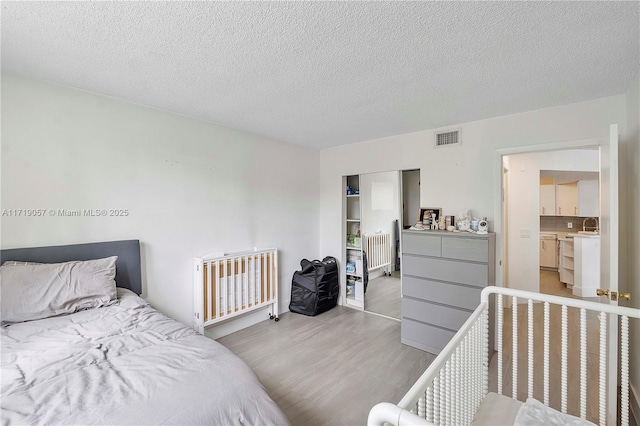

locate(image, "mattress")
[[1, 288, 289, 425]]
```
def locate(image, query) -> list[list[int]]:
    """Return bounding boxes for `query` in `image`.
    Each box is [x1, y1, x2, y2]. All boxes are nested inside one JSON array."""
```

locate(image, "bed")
[[1, 240, 289, 425], [368, 286, 639, 426]]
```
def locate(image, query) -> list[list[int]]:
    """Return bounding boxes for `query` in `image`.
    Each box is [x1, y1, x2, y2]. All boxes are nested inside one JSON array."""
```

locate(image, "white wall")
[[624, 71, 640, 424], [1, 73, 321, 336], [505, 150, 599, 293], [319, 95, 626, 296]]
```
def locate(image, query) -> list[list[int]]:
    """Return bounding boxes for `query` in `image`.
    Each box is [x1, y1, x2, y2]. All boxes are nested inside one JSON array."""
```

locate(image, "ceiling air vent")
[[434, 129, 461, 148]]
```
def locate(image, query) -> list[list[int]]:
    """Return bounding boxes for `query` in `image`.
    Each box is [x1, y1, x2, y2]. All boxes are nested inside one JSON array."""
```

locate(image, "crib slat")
[[460, 339, 467, 425], [250, 255, 256, 305], [512, 296, 518, 400], [208, 262, 213, 321], [223, 261, 228, 314], [242, 256, 248, 309], [528, 299, 534, 399], [621, 316, 629, 426], [561, 304, 568, 413], [439, 368, 446, 426], [445, 359, 451, 426], [433, 374, 440, 426], [599, 312, 607, 426], [497, 294, 503, 395], [216, 260, 221, 317], [476, 318, 482, 412], [580, 308, 587, 419], [425, 385, 433, 423], [264, 254, 271, 300], [483, 308, 489, 398], [544, 301, 550, 406], [255, 254, 261, 303], [231, 259, 236, 313], [452, 352, 458, 426]]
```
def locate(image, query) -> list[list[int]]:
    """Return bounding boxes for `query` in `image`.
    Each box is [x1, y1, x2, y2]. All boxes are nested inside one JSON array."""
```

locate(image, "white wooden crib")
[[369, 286, 639, 426], [365, 232, 392, 276], [193, 248, 278, 334]]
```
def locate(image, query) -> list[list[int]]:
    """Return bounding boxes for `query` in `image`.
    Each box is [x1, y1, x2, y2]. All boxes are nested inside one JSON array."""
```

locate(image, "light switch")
[[520, 229, 531, 238]]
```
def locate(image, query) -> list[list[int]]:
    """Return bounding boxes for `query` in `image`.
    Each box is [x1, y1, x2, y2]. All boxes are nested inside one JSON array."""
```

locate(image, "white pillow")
[[0, 256, 118, 323]]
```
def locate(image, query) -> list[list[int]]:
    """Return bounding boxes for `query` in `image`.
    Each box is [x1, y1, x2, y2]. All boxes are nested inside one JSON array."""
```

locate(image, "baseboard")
[[631, 383, 639, 426]]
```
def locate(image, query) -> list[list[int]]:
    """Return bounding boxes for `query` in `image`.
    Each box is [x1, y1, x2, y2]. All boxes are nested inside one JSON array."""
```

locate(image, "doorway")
[[495, 126, 621, 424], [501, 148, 600, 299]]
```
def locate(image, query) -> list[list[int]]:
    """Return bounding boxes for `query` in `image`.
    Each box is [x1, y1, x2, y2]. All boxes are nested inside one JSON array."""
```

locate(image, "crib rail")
[[364, 232, 391, 275], [193, 248, 278, 334], [369, 286, 639, 426]]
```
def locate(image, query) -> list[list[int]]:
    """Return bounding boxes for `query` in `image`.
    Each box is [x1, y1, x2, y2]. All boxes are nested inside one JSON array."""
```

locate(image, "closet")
[[342, 171, 405, 315]]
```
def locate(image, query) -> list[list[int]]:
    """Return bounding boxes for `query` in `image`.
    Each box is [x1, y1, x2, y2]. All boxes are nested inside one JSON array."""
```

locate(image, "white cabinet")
[[540, 184, 556, 216], [578, 180, 599, 217], [345, 175, 364, 309], [572, 235, 600, 297], [555, 182, 578, 216], [540, 235, 557, 269], [543, 180, 598, 217]]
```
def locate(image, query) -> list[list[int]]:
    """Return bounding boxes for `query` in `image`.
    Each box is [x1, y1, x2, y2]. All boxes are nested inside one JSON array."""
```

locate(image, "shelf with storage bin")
[[344, 175, 364, 310]]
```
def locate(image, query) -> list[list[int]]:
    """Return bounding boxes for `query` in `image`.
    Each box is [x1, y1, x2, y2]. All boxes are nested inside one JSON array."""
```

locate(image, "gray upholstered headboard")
[[0, 240, 142, 295]]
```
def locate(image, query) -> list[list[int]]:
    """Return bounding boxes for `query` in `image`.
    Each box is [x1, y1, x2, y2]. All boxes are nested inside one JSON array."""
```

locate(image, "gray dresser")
[[401, 230, 495, 354]]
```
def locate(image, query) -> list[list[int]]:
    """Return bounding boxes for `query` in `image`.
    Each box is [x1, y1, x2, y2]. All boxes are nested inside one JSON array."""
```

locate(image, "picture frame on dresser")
[[418, 207, 442, 227]]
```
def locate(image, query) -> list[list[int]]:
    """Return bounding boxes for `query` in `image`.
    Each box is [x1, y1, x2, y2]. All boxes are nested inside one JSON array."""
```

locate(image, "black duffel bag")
[[289, 256, 339, 316]]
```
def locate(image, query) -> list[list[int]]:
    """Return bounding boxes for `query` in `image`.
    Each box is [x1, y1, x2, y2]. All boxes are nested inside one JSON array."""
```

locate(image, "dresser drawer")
[[403, 276, 482, 310], [401, 318, 456, 355], [403, 255, 488, 287], [441, 237, 489, 262], [402, 297, 471, 331], [403, 233, 441, 257]]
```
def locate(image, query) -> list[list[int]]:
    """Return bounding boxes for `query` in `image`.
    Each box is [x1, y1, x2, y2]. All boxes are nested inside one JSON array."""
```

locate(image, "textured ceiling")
[[1, 1, 639, 149]]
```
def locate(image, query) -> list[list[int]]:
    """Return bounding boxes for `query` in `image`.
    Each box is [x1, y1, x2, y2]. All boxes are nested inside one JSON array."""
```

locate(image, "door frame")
[[493, 129, 620, 423], [493, 137, 601, 293]]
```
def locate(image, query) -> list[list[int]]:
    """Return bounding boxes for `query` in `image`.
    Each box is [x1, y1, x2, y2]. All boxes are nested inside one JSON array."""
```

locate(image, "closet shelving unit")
[[344, 175, 364, 310]]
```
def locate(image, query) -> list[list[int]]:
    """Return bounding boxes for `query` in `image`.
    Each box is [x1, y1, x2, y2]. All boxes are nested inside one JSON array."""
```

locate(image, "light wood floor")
[[219, 270, 613, 425], [364, 271, 401, 320], [217, 305, 435, 426]]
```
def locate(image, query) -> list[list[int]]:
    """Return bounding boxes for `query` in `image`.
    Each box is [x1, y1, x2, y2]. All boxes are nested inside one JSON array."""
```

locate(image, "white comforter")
[[1, 289, 289, 426]]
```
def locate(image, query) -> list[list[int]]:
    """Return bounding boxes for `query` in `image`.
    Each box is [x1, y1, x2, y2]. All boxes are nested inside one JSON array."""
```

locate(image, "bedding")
[[0, 256, 118, 323], [514, 397, 596, 426], [470, 392, 597, 426], [1, 288, 289, 425]]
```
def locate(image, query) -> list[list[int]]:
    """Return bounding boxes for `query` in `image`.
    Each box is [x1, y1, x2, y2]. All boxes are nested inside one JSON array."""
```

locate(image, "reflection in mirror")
[[360, 169, 419, 320]]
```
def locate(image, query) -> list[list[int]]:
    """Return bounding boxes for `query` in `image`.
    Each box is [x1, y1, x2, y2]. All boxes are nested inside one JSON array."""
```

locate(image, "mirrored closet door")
[[344, 169, 419, 320]]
